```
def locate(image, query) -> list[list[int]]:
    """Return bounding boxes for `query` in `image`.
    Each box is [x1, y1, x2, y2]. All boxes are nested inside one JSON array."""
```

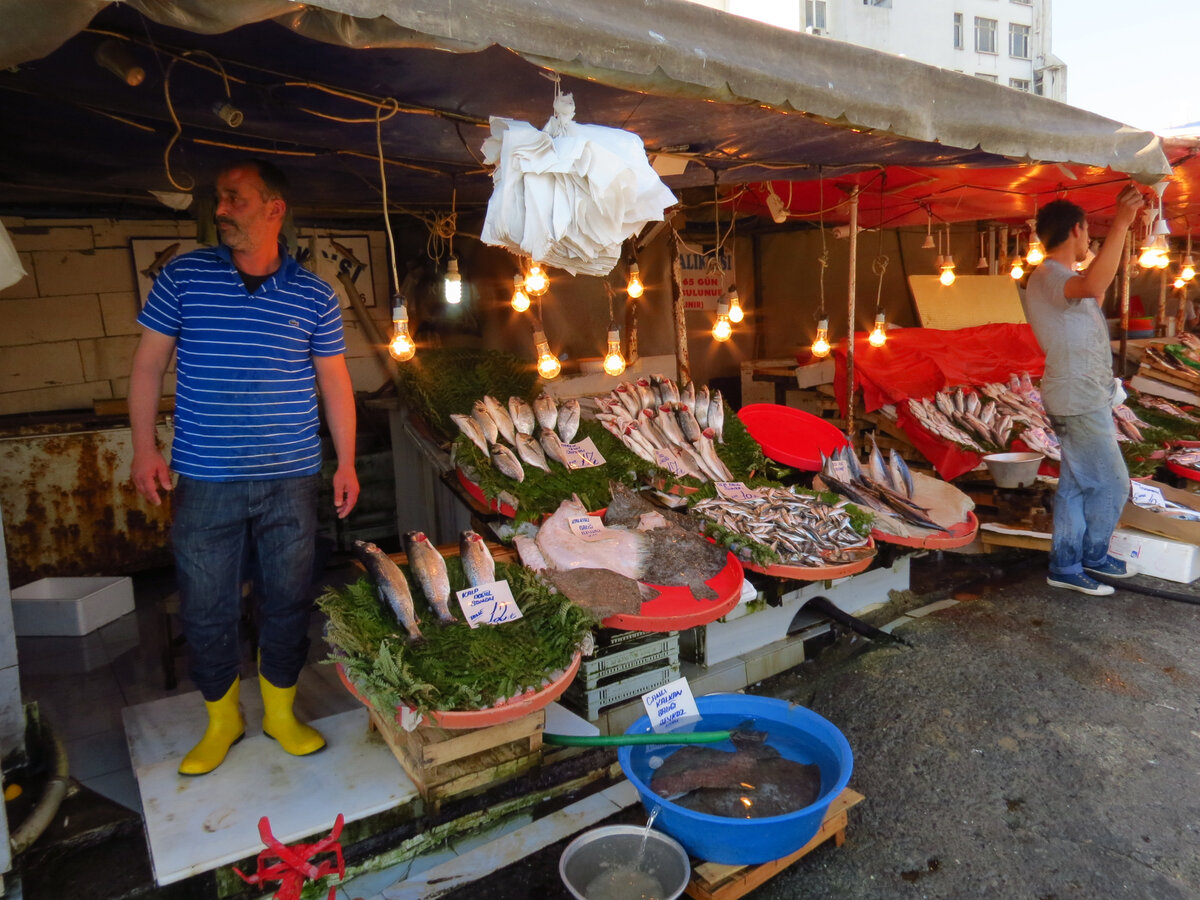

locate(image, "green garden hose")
[[543, 730, 731, 747]]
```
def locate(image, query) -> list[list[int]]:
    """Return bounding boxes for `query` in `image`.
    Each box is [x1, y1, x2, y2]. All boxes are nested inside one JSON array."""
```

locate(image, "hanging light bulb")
[[525, 262, 549, 296], [388, 301, 416, 362], [1181, 259, 1196, 282], [922, 210, 936, 250], [510, 274, 530, 312], [1175, 276, 1187, 290], [533, 329, 561, 380], [726, 286, 745, 323], [868, 311, 887, 347], [626, 263, 644, 299], [1025, 222, 1045, 266], [939, 261, 957, 286], [602, 326, 626, 376], [1010, 257, 1024, 280], [712, 298, 733, 342], [443, 256, 462, 305], [811, 317, 831, 358]]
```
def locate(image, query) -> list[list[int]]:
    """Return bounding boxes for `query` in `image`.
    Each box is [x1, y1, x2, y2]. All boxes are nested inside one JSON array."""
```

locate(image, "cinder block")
[[0, 252, 37, 299], [109, 371, 176, 402], [744, 636, 806, 685], [78, 335, 141, 382], [99, 291, 143, 336], [8, 225, 94, 252], [0, 381, 112, 416], [33, 248, 136, 296], [0, 294, 105, 346], [0, 342, 85, 393], [11, 576, 134, 636], [92, 220, 195, 248]]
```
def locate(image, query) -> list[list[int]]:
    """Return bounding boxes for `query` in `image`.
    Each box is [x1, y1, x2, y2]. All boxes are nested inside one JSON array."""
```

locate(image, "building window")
[[1033, 71, 1044, 96], [974, 17, 997, 53], [954, 13, 963, 49], [1009, 23, 1030, 59], [975, 72, 999, 82], [1009, 77, 1031, 92], [805, 0, 827, 32]]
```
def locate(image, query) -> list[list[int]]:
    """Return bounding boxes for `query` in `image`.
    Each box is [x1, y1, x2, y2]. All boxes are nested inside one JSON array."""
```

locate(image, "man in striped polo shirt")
[[129, 159, 360, 775]]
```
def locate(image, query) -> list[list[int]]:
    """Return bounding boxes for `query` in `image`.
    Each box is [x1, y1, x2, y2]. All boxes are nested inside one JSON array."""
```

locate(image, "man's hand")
[[331, 464, 360, 519], [132, 450, 173, 506], [1113, 184, 1146, 227]]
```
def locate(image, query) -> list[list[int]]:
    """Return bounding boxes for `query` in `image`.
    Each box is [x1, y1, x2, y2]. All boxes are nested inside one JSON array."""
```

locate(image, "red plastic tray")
[[871, 510, 980, 549], [337, 651, 581, 730], [743, 538, 876, 581], [601, 551, 744, 632], [737, 404, 850, 471], [456, 467, 518, 517]]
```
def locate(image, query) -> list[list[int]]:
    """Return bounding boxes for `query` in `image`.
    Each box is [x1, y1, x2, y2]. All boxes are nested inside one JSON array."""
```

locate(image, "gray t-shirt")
[[1020, 259, 1114, 416]]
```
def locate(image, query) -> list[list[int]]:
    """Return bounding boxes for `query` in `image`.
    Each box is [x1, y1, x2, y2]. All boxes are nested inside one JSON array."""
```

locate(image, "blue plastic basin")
[[618, 694, 854, 865]]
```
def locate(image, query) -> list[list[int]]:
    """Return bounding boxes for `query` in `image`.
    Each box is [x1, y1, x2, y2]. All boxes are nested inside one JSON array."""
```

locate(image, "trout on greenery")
[[352, 540, 424, 644], [404, 532, 458, 625]]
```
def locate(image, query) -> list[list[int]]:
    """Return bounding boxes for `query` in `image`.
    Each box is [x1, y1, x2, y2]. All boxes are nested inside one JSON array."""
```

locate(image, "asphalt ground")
[[444, 550, 1200, 900]]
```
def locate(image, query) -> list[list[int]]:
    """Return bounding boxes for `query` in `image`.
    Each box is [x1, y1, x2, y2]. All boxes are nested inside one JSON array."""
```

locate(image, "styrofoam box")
[[11, 576, 135, 636], [1109, 528, 1200, 585]]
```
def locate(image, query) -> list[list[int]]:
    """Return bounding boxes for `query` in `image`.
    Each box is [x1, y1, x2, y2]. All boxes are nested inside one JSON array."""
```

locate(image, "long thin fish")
[[889, 449, 915, 499], [459, 530, 496, 587], [404, 532, 457, 624], [353, 540, 423, 644]]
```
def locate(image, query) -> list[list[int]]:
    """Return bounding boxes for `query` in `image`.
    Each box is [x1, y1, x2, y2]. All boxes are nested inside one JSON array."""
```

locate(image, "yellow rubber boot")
[[259, 674, 326, 756], [179, 677, 245, 776]]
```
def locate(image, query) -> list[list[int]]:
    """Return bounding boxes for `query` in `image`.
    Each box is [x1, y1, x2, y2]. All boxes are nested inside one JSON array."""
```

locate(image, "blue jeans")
[[1047, 408, 1129, 576], [172, 475, 320, 700]]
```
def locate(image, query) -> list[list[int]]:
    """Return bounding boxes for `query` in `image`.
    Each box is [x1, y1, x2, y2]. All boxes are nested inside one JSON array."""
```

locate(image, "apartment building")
[[690, 0, 1066, 100]]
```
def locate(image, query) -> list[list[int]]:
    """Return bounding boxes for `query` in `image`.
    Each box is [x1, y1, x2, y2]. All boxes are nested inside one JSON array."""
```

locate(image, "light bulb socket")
[[532, 329, 547, 346], [445, 257, 460, 278], [94, 39, 145, 86], [716, 299, 730, 317], [212, 100, 243, 128], [921, 234, 936, 250], [391, 302, 408, 324], [607, 327, 621, 343]]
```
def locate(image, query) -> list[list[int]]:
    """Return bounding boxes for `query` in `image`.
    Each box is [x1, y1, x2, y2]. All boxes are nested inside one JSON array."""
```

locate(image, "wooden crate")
[[685, 788, 865, 900], [368, 707, 544, 806]]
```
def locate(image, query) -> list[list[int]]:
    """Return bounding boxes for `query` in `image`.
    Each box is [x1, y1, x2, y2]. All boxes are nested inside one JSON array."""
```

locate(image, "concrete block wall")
[[0, 217, 395, 417]]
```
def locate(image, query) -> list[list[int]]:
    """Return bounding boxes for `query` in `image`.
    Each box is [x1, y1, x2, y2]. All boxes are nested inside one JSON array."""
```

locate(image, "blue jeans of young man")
[[172, 475, 320, 701], [1047, 407, 1129, 576]]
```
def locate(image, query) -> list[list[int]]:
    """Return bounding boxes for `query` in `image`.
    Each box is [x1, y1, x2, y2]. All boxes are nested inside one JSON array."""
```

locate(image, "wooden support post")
[[1156, 266, 1169, 336], [1118, 232, 1131, 377], [668, 235, 690, 383], [845, 188, 860, 442]]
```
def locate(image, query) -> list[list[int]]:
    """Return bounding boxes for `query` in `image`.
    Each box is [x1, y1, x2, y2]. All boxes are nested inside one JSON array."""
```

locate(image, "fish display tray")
[[870, 510, 980, 550], [601, 552, 745, 632], [685, 788, 865, 900], [455, 467, 518, 517], [367, 706, 544, 807], [577, 634, 679, 690], [563, 659, 681, 721], [1165, 441, 1200, 482], [742, 539, 876, 581]]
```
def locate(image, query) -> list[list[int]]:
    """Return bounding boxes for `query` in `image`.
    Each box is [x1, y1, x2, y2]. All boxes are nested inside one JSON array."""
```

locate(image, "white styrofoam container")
[[10, 576, 135, 636], [1109, 528, 1200, 585]]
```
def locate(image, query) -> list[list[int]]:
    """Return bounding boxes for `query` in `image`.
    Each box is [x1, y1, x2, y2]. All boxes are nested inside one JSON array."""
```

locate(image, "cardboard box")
[[1119, 479, 1200, 547], [11, 576, 134, 636], [1108, 528, 1200, 584]]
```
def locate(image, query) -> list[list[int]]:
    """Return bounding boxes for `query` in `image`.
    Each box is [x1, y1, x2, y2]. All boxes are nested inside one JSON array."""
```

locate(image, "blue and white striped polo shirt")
[[137, 242, 346, 481]]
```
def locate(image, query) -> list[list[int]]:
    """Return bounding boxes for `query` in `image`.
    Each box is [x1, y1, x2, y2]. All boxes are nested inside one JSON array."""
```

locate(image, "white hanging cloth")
[[480, 89, 677, 277]]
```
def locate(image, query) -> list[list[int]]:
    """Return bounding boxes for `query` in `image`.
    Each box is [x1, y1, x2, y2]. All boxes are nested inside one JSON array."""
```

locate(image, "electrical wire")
[[376, 98, 402, 297]]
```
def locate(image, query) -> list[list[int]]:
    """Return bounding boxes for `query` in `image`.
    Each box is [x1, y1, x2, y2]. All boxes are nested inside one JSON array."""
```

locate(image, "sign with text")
[[568, 514, 608, 541], [642, 677, 701, 733], [654, 447, 687, 477], [676, 242, 734, 311], [456, 580, 522, 628], [715, 481, 759, 503], [562, 437, 606, 470], [1131, 481, 1166, 508]]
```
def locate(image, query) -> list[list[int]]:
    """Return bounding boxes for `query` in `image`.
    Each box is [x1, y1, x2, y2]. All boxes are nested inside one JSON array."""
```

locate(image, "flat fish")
[[484, 395, 516, 444], [557, 398, 580, 444], [402, 531, 457, 625], [459, 530, 496, 587], [508, 396, 536, 436], [535, 495, 647, 580], [513, 535, 548, 571], [352, 540, 423, 644], [533, 392, 559, 430], [491, 444, 525, 481], [471, 400, 499, 445], [542, 567, 657, 618], [514, 431, 551, 473], [450, 413, 489, 455]]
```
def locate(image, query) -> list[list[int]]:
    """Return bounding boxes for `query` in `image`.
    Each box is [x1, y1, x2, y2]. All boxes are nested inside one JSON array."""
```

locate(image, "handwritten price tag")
[[1114, 405, 1138, 422], [456, 580, 522, 629], [562, 437, 606, 470], [1131, 481, 1166, 508], [642, 677, 700, 733], [715, 481, 759, 502], [829, 459, 852, 482], [654, 447, 686, 477], [568, 514, 608, 541]]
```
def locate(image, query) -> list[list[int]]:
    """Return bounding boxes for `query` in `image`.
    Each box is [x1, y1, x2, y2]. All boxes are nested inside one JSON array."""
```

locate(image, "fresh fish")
[[459, 530, 496, 587], [403, 531, 457, 624], [681, 380, 696, 408], [661, 377, 680, 405], [695, 386, 711, 429], [557, 398, 580, 444], [889, 449, 914, 499], [514, 431, 551, 472], [140, 242, 180, 281], [621, 423, 658, 463], [637, 408, 668, 449], [675, 444, 713, 482], [508, 396, 536, 436], [450, 413, 489, 455], [635, 378, 657, 411], [965, 390, 981, 417], [484, 395, 516, 444], [535, 495, 647, 580], [542, 567, 653, 618], [539, 427, 570, 467], [696, 429, 734, 481], [491, 444, 525, 481], [657, 404, 686, 446], [352, 540, 423, 643], [708, 390, 725, 443], [676, 404, 703, 443], [513, 535, 548, 571], [533, 392, 559, 430], [471, 400, 499, 445], [615, 383, 641, 418], [867, 433, 890, 489]]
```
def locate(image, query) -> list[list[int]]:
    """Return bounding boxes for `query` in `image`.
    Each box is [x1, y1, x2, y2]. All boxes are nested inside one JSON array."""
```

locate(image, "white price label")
[[654, 447, 687, 477], [642, 677, 701, 734], [1114, 405, 1138, 422], [456, 580, 523, 628], [715, 481, 759, 503], [1131, 481, 1166, 508], [562, 437, 606, 470], [830, 459, 852, 482], [568, 514, 608, 541]]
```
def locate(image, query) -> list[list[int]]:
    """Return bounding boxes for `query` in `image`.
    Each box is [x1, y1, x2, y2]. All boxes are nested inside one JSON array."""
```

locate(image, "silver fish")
[[889, 449, 914, 499], [676, 404, 703, 443], [471, 400, 499, 445], [533, 392, 559, 430], [508, 396, 536, 436], [515, 431, 551, 472], [403, 531, 457, 624], [657, 404, 686, 446], [681, 380, 696, 408], [491, 444, 525, 481], [615, 383, 641, 418], [459, 530, 496, 587], [484, 395, 516, 444], [675, 443, 712, 481], [695, 386, 711, 429], [637, 408, 668, 449], [661, 377, 680, 405], [708, 390, 725, 443], [697, 429, 733, 480], [352, 540, 423, 643], [451, 413, 489, 455], [557, 398, 580, 444], [635, 378, 657, 411], [540, 427, 570, 467], [867, 433, 890, 488]]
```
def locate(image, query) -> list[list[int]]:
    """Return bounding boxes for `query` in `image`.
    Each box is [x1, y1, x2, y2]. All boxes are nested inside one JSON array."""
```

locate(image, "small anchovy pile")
[[449, 393, 581, 482], [691, 485, 872, 567], [591, 373, 730, 482]]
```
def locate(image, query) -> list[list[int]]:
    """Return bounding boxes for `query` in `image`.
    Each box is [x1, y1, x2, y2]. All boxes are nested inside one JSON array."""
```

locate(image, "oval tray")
[[456, 467, 518, 518], [337, 651, 581, 730], [742, 538, 876, 581], [1165, 440, 1200, 482], [602, 551, 744, 632], [871, 510, 980, 549], [737, 404, 850, 471]]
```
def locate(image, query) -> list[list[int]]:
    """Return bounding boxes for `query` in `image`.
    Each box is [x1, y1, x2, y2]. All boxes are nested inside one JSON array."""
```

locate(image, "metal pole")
[[845, 188, 859, 441], [1156, 266, 1169, 337], [1118, 232, 1131, 377]]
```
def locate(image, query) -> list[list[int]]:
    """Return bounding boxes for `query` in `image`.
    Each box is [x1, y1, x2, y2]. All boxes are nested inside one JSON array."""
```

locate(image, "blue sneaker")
[[1083, 556, 1136, 579], [1046, 572, 1114, 596]]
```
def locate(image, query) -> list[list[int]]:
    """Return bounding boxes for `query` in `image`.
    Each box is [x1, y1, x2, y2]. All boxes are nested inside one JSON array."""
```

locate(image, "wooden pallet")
[[368, 707, 544, 807], [978, 525, 1050, 553], [685, 788, 865, 900]]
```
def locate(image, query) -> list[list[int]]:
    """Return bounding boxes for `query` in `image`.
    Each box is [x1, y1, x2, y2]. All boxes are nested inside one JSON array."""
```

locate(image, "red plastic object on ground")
[[737, 404, 850, 471], [233, 814, 345, 900]]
